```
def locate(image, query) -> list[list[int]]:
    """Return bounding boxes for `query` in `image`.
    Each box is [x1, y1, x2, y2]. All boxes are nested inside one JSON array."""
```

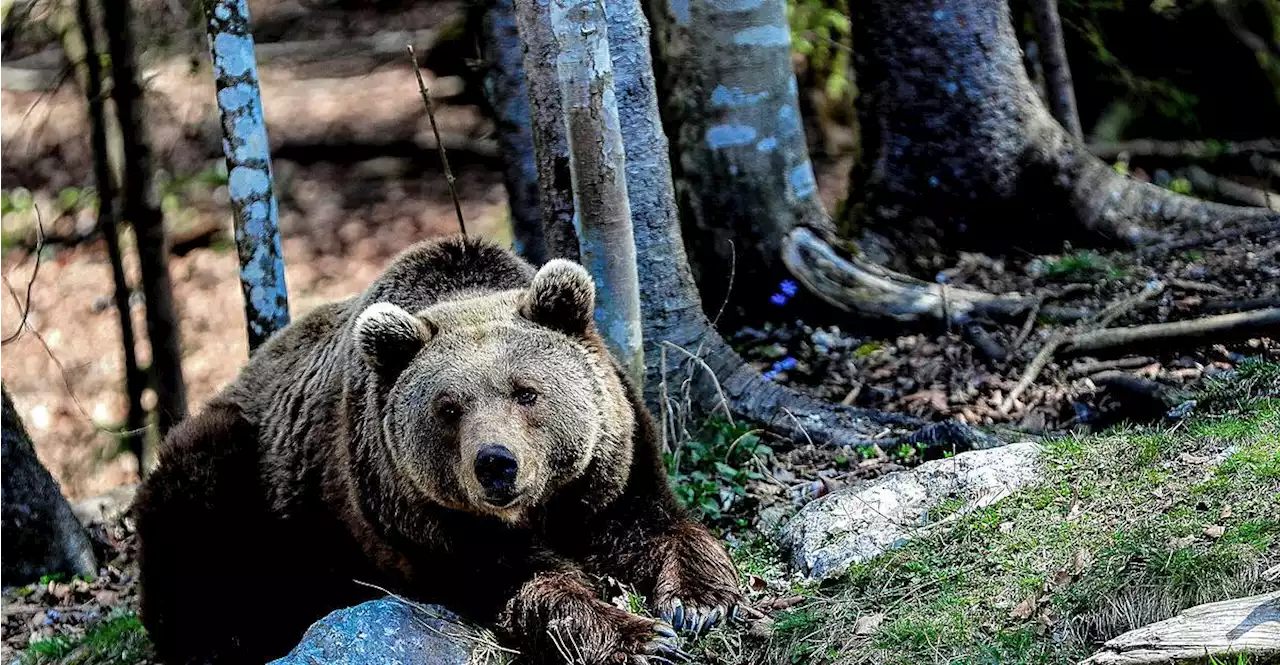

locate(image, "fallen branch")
[[1080, 591, 1279, 665], [1089, 138, 1280, 161], [1066, 356, 1155, 379], [1186, 166, 1280, 209], [784, 228, 1087, 325], [1001, 282, 1165, 412], [1060, 308, 1280, 357]]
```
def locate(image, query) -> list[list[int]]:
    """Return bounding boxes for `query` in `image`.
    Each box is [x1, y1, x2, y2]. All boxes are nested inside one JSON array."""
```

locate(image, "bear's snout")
[[475, 444, 520, 505]]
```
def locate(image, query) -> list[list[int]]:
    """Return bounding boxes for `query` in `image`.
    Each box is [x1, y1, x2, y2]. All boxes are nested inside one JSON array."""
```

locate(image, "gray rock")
[[779, 442, 1042, 581], [269, 598, 510, 665]]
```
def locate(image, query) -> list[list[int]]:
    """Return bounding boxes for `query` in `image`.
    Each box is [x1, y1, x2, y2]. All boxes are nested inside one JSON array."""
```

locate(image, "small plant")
[[666, 418, 773, 528], [1043, 250, 1124, 281]]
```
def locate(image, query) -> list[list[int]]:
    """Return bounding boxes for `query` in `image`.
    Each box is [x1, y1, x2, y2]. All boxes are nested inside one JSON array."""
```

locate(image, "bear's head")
[[352, 260, 635, 524]]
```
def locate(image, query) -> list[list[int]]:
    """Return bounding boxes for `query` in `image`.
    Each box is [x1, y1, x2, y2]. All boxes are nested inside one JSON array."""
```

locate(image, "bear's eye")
[[435, 399, 463, 421], [513, 387, 539, 406]]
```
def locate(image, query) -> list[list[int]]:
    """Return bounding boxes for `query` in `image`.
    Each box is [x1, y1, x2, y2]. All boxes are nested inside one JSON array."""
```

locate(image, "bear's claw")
[[660, 599, 739, 636]]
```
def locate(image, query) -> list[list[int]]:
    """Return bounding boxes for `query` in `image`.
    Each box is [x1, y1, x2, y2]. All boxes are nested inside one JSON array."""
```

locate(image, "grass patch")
[[20, 610, 151, 665], [713, 362, 1280, 665]]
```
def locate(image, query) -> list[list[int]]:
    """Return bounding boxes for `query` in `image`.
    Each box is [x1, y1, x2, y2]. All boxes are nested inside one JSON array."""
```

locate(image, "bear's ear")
[[353, 302, 435, 373], [520, 259, 596, 337]]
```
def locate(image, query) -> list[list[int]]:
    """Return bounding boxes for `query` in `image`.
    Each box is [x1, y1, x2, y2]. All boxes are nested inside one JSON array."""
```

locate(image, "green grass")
[[1042, 250, 1126, 281], [20, 610, 151, 665], [708, 362, 1280, 665]]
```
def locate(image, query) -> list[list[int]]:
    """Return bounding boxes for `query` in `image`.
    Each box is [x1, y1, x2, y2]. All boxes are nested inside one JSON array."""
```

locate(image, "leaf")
[[1203, 524, 1225, 539], [1010, 594, 1038, 620], [1070, 549, 1093, 576], [853, 613, 885, 635], [1169, 535, 1196, 549]]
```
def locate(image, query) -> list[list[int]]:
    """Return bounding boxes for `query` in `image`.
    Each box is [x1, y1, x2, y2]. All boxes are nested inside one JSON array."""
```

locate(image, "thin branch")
[[408, 44, 467, 238], [1089, 138, 1280, 161], [2, 207, 45, 345], [1061, 308, 1280, 356]]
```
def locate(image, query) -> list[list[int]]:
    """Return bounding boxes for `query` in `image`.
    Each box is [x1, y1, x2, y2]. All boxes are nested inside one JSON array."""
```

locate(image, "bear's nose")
[[474, 444, 519, 504]]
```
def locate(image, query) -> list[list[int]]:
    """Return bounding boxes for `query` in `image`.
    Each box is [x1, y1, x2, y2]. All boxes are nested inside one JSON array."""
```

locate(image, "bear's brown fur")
[[134, 237, 741, 665]]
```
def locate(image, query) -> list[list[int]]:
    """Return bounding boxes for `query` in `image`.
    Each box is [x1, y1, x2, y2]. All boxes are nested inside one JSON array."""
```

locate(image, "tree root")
[[783, 227, 1088, 326]]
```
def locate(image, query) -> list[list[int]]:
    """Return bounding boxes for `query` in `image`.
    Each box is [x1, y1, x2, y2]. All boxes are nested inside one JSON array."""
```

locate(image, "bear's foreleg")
[[499, 554, 685, 665], [583, 490, 744, 636]]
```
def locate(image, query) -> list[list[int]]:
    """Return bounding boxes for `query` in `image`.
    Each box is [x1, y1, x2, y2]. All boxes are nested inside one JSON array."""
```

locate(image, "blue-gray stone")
[[269, 598, 499, 665]]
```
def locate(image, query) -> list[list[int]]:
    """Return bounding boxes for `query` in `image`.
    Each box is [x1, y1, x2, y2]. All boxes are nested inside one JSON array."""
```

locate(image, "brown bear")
[[134, 236, 742, 665]]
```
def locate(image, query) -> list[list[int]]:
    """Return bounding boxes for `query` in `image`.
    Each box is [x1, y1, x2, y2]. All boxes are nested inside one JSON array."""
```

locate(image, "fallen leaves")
[[853, 613, 885, 635]]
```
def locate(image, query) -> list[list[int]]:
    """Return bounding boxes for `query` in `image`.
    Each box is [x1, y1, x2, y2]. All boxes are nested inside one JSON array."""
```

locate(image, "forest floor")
[[3, 0, 1278, 661], [2, 363, 1276, 665]]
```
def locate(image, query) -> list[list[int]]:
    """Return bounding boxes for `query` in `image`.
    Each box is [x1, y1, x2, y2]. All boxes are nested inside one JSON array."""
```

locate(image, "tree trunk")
[[203, 0, 292, 353], [606, 0, 921, 446], [549, 0, 645, 383], [74, 0, 147, 468], [512, 0, 579, 262], [2, 386, 98, 586], [1029, 0, 1082, 140], [103, 0, 188, 436], [481, 0, 549, 265], [851, 0, 1279, 259], [645, 0, 828, 313]]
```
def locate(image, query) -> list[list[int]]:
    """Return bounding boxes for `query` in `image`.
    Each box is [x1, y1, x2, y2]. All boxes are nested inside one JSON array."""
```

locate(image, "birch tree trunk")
[[103, 0, 188, 435], [2, 386, 98, 586], [549, 0, 645, 383], [512, 0, 579, 261], [482, 0, 549, 265], [203, 0, 292, 353]]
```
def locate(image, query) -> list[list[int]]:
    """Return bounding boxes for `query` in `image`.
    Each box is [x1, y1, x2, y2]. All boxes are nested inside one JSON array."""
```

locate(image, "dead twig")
[[1, 207, 44, 345], [1061, 308, 1280, 356], [408, 44, 466, 238], [1066, 356, 1155, 379], [1002, 281, 1165, 413]]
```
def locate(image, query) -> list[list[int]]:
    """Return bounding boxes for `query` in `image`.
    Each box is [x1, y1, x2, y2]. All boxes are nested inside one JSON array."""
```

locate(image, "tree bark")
[[512, 0, 578, 262], [851, 0, 1279, 258], [1029, 0, 1082, 139], [602, 0, 920, 446], [2, 386, 98, 586], [549, 0, 645, 383], [203, 0, 292, 353], [103, 0, 188, 436], [645, 0, 829, 313], [482, 0, 548, 265], [69, 0, 147, 466]]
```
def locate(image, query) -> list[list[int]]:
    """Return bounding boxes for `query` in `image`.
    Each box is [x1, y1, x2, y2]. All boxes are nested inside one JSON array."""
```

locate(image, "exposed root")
[[782, 228, 1087, 326]]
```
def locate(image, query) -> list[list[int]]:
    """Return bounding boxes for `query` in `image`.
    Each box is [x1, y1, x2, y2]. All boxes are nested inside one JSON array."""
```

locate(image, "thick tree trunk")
[[1029, 0, 1082, 139], [103, 0, 188, 436], [851, 0, 1279, 258], [2, 386, 98, 586], [72, 0, 146, 466], [645, 0, 829, 313], [604, 0, 920, 446], [549, 0, 645, 382], [204, 0, 292, 352], [482, 0, 548, 265]]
